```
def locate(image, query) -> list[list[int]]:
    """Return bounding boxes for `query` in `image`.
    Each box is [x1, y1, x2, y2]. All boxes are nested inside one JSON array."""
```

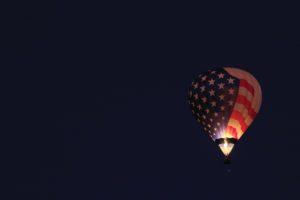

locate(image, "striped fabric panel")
[[225, 68, 262, 139]]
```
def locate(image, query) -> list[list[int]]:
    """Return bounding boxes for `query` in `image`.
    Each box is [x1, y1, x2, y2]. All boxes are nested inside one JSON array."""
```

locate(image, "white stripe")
[[227, 118, 243, 139], [233, 103, 254, 125], [224, 67, 262, 114]]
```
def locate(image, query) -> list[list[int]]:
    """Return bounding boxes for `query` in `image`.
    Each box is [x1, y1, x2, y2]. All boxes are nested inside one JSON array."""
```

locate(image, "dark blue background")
[[5, 1, 300, 199]]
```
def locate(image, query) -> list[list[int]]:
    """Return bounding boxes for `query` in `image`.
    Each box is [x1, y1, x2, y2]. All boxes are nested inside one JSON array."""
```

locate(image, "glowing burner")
[[218, 140, 235, 156], [215, 138, 237, 157]]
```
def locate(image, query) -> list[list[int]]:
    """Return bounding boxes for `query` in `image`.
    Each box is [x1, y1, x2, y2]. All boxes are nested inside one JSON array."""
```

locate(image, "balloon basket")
[[224, 157, 231, 165]]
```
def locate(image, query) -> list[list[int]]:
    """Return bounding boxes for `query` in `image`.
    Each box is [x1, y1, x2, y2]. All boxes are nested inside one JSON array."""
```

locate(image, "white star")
[[218, 73, 225, 78], [200, 86, 205, 92], [228, 88, 235, 95], [189, 91, 192, 97], [214, 128, 217, 131], [214, 112, 218, 117], [201, 97, 207, 103], [228, 100, 234, 106], [193, 82, 199, 89], [208, 79, 215, 85], [201, 75, 207, 81], [210, 118, 213, 122], [218, 83, 225, 89], [211, 70, 216, 74], [219, 94, 225, 100], [207, 124, 211, 128], [220, 106, 225, 111], [193, 93, 199, 99], [202, 115, 206, 119], [217, 122, 221, 126], [211, 101, 216, 107], [209, 89, 215, 96], [197, 105, 202, 110], [228, 77, 235, 84], [205, 109, 210, 114]]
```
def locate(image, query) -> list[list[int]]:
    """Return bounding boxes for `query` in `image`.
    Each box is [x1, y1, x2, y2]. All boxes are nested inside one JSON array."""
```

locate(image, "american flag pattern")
[[188, 67, 262, 141]]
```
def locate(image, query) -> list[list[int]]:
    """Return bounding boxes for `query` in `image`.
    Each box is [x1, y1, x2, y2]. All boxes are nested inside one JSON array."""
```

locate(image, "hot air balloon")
[[187, 67, 262, 164]]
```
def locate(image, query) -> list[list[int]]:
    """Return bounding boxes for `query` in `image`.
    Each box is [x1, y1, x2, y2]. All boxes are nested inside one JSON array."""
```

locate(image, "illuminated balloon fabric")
[[187, 67, 262, 157]]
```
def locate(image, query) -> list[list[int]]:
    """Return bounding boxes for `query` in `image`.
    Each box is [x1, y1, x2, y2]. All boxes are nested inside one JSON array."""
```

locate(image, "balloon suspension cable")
[[224, 156, 232, 173]]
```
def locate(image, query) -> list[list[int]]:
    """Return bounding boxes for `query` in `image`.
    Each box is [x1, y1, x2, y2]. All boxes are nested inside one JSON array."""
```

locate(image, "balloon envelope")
[[188, 67, 262, 157]]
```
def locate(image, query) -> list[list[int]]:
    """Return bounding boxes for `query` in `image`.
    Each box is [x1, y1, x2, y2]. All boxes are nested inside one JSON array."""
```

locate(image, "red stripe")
[[230, 111, 249, 132], [226, 126, 238, 139], [239, 79, 255, 96], [235, 95, 257, 119]]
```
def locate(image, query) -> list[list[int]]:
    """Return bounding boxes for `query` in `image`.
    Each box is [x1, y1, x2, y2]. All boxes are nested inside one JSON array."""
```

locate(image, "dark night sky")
[[5, 1, 300, 199]]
